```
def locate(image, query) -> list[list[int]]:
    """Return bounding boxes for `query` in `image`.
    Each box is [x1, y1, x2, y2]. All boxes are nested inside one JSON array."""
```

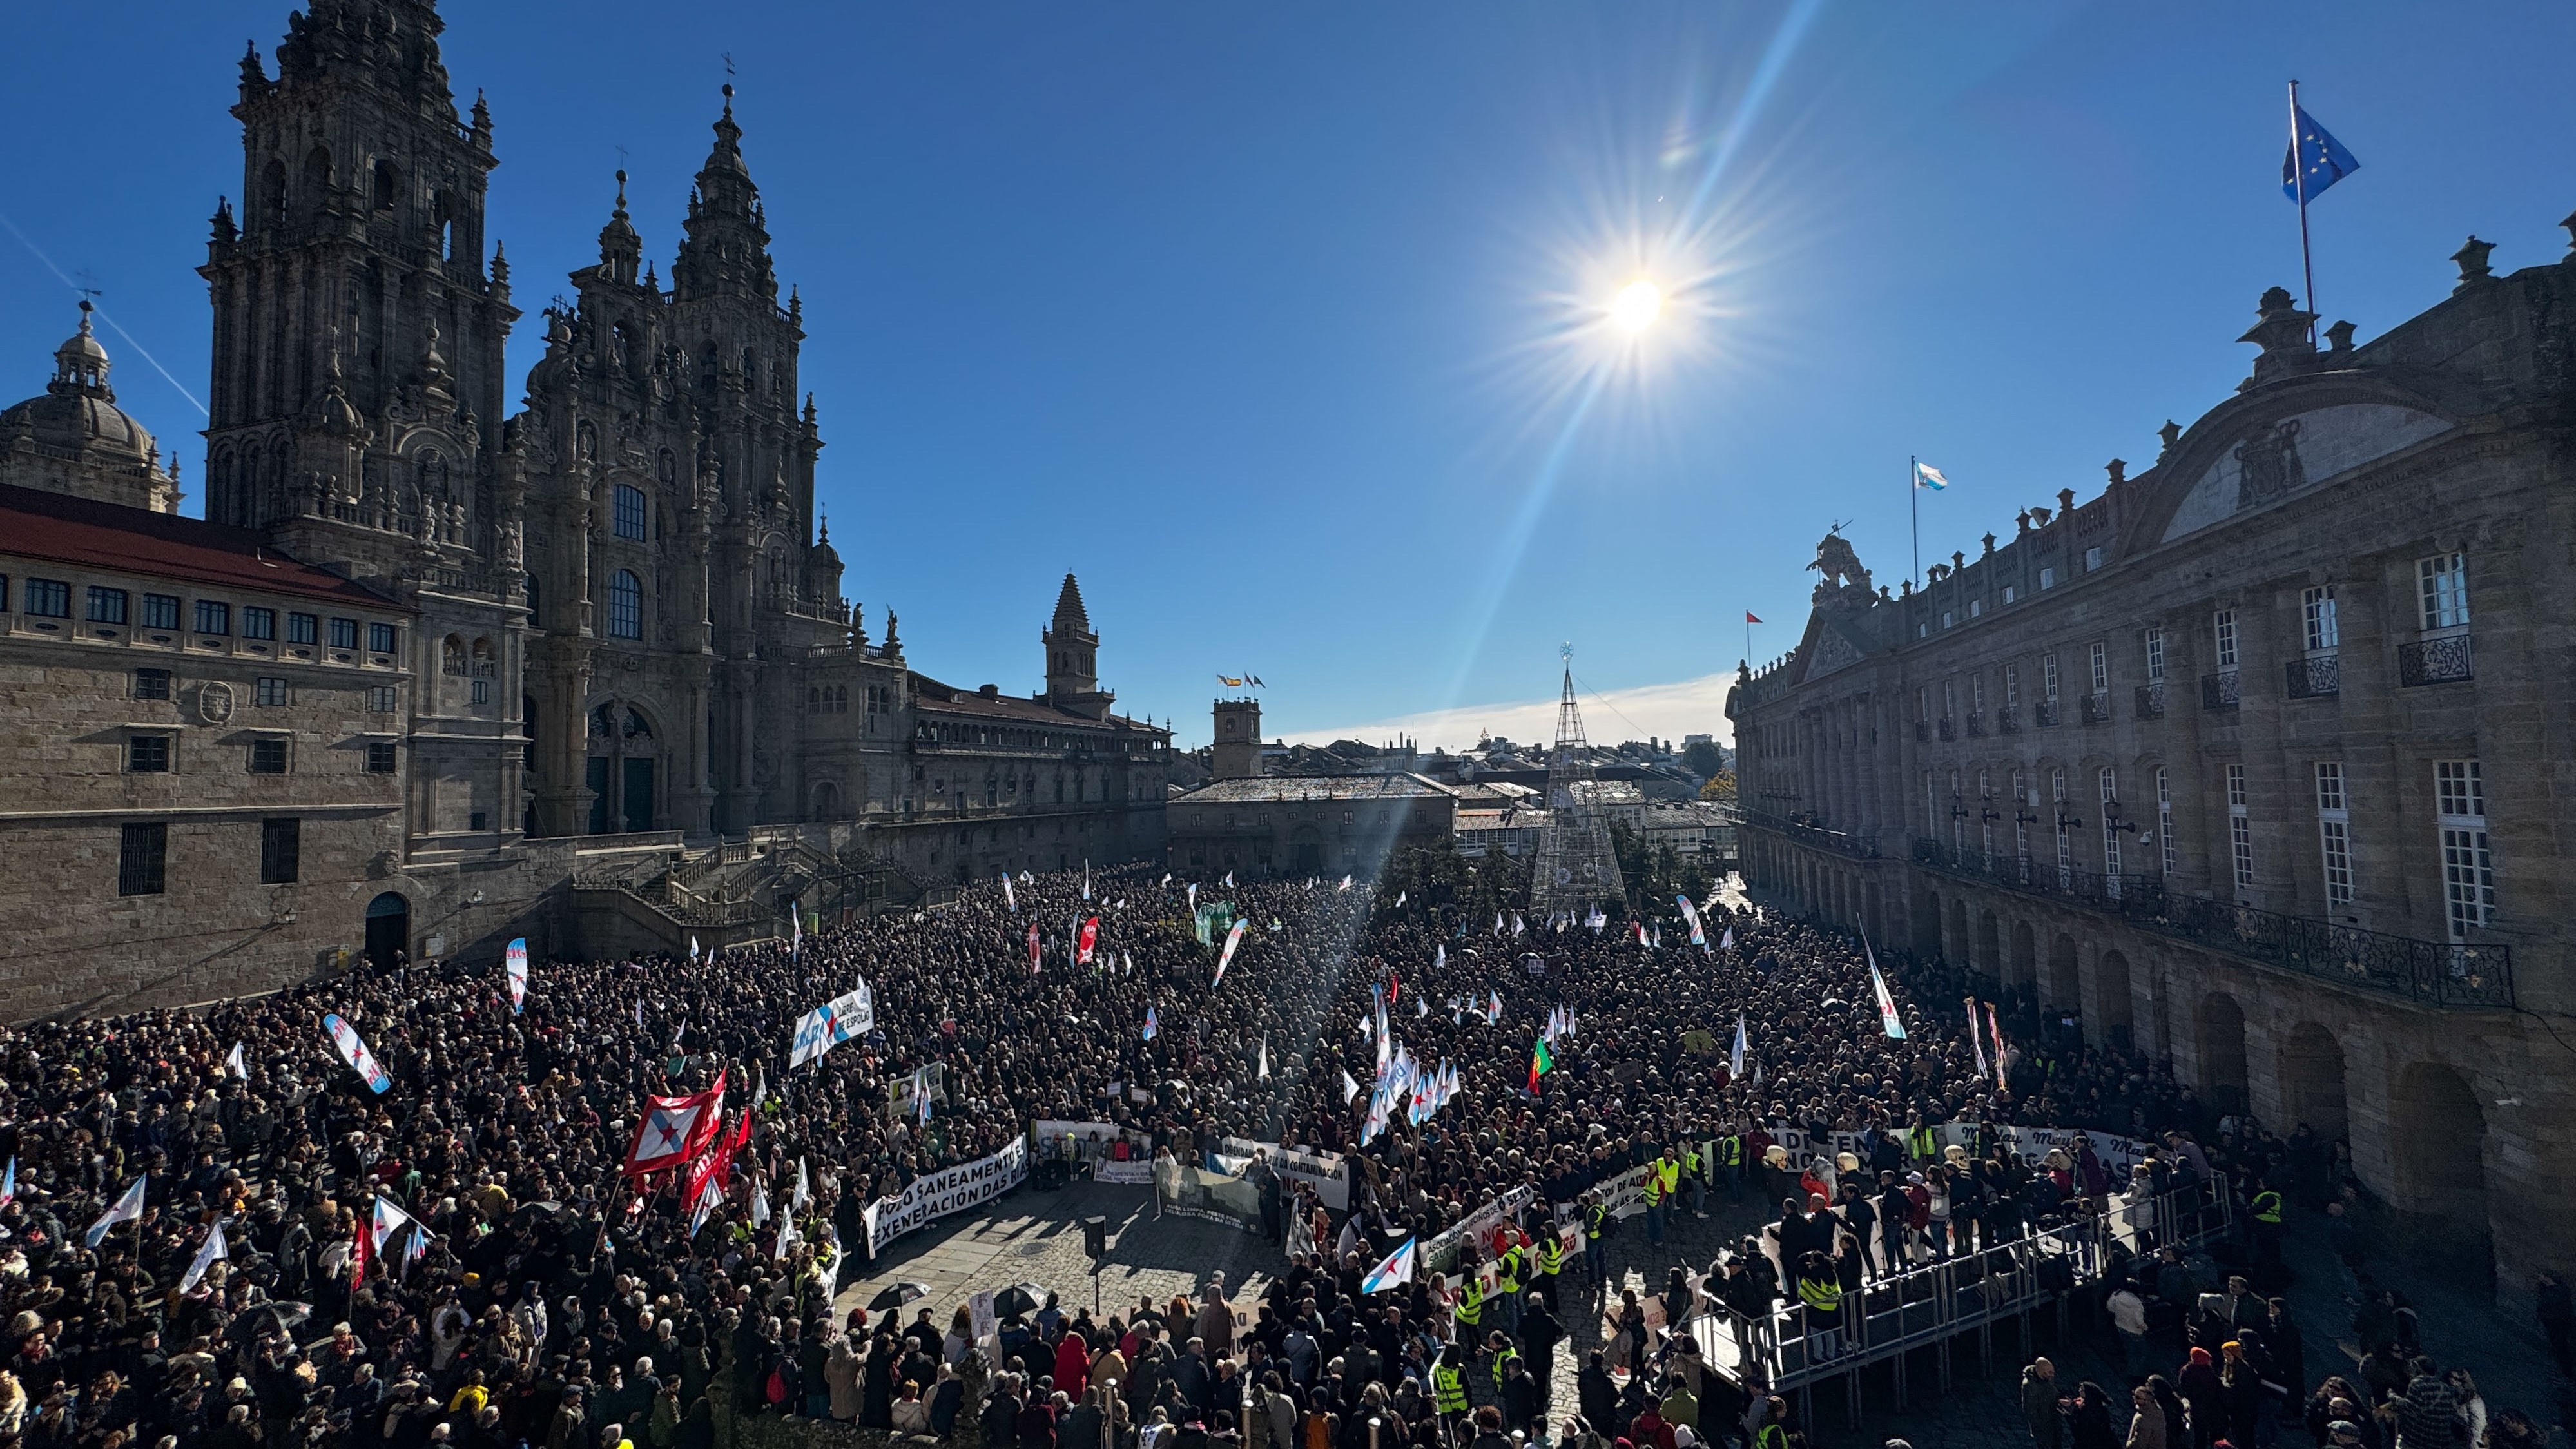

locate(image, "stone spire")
[[597, 169, 643, 285], [672, 84, 778, 304]]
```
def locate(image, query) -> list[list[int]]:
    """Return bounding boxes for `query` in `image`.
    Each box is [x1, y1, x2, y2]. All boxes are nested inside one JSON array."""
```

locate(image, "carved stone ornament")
[[196, 681, 236, 725]]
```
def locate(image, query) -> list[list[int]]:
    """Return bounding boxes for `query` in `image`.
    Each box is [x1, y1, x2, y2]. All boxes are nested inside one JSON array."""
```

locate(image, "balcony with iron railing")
[[1966, 710, 1986, 738], [2135, 681, 2165, 719], [2399, 632, 2472, 686], [2081, 691, 2112, 725], [1937, 717, 1958, 741], [2036, 699, 2062, 728], [1910, 837, 2512, 1009], [1732, 807, 1882, 860], [1997, 705, 2021, 734], [2202, 670, 2242, 711], [2285, 654, 2341, 699]]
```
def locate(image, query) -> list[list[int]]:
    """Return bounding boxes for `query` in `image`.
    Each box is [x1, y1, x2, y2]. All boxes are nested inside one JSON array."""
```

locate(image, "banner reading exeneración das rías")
[[862, 1137, 1027, 1255]]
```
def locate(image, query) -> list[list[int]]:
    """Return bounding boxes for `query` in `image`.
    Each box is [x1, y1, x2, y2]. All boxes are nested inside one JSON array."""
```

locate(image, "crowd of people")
[[0, 857, 2550, 1449]]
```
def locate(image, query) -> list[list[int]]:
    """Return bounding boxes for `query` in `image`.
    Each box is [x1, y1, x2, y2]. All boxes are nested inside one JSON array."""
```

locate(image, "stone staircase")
[[567, 825, 935, 960]]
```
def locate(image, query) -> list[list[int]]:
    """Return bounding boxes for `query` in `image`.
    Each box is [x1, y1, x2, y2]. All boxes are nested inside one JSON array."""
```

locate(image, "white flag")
[[180, 1219, 229, 1293], [1223, 871, 1234, 888], [1395, 891, 1407, 906], [750, 1181, 772, 1227], [1341, 1069, 1361, 1104], [1257, 1038, 1270, 1080], [1361, 1235, 1416, 1294], [1003, 875, 1016, 912], [224, 1042, 247, 1080], [86, 1176, 146, 1247], [792, 1157, 811, 1211], [1729, 1015, 1749, 1078]]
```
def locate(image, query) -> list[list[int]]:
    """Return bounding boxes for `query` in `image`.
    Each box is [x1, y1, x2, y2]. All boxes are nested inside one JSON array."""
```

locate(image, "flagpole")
[[1909, 454, 1921, 588], [2289, 79, 2317, 345]]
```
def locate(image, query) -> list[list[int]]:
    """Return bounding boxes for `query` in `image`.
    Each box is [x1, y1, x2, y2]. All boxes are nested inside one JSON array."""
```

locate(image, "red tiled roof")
[[0, 483, 403, 611]]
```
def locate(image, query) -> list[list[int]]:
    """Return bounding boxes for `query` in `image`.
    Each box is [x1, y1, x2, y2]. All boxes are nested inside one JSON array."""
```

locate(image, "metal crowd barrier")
[[1686, 1178, 2232, 1425]]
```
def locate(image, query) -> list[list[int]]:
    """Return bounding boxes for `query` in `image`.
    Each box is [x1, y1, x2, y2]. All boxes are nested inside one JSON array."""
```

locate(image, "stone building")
[[0, 0, 1166, 1018], [1168, 695, 1461, 877], [1726, 223, 2576, 1294]]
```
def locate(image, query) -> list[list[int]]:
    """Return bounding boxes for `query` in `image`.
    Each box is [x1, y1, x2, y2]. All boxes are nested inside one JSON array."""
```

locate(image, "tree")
[[1681, 739, 1727, 778], [1698, 770, 1736, 804]]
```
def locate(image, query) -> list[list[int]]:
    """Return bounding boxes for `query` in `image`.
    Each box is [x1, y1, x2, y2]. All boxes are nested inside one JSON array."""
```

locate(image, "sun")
[[1611, 278, 1665, 333]]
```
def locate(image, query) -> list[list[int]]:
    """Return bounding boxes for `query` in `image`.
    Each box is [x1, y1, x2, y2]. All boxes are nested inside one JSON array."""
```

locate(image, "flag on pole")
[[1339, 875, 1352, 891], [690, 935, 701, 964], [180, 1220, 228, 1294], [1141, 1007, 1159, 1042], [1003, 875, 1016, 913], [1214, 918, 1248, 987], [1719, 926, 1735, 953], [369, 1195, 414, 1258], [1341, 1069, 1361, 1104], [792, 1158, 811, 1211], [1966, 995, 1989, 1080], [1083, 863, 1092, 901], [86, 1176, 145, 1247], [1866, 937, 1906, 1040], [1433, 944, 1445, 972], [790, 908, 803, 957], [1223, 871, 1234, 888], [505, 937, 528, 1015], [1078, 917, 1099, 966], [1028, 921, 1042, 974], [1729, 1014, 1749, 1078], [1395, 890, 1406, 906], [0, 1157, 13, 1207], [225, 1042, 249, 1079], [322, 1013, 393, 1094], [1187, 882, 1198, 911], [1986, 1001, 2008, 1089], [1257, 1038, 1270, 1080], [2283, 103, 2360, 202], [1361, 1235, 1416, 1294], [1912, 461, 1950, 491], [1744, 611, 1763, 624], [1528, 1036, 1554, 1093], [1678, 895, 1707, 951], [622, 1071, 726, 1176]]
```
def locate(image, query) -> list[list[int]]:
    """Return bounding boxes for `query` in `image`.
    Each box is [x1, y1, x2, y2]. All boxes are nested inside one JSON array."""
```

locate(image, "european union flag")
[[2283, 104, 2359, 204]]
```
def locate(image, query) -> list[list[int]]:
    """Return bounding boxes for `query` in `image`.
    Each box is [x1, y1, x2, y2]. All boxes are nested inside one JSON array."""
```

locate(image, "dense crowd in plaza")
[[0, 861, 2548, 1449]]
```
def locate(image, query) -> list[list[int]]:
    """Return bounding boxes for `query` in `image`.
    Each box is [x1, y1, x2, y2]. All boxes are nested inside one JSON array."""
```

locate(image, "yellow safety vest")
[[1641, 1167, 1665, 1207], [1489, 1350, 1521, 1392], [1797, 1277, 1843, 1314], [2252, 1191, 2283, 1225], [1585, 1205, 1607, 1241], [1718, 1137, 1743, 1168], [1432, 1365, 1467, 1414], [1496, 1247, 1522, 1296], [1659, 1158, 1682, 1195], [1536, 1238, 1564, 1277], [1684, 1147, 1703, 1176], [1453, 1283, 1482, 1327], [1908, 1125, 1936, 1159]]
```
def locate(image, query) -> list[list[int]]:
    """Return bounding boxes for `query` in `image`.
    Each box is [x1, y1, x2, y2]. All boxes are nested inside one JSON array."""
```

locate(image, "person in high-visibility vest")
[[1533, 1229, 1565, 1316], [1718, 1134, 1745, 1203], [1682, 1142, 1707, 1218], [1453, 1269, 1484, 1334], [1494, 1242, 1525, 1336], [1906, 1118, 1938, 1164], [1795, 1250, 1845, 1361], [1658, 1151, 1685, 1229], [1431, 1342, 1470, 1430], [1581, 1193, 1609, 1288], [2250, 1179, 2285, 1266], [1485, 1330, 1522, 1396], [1641, 1155, 1670, 1246]]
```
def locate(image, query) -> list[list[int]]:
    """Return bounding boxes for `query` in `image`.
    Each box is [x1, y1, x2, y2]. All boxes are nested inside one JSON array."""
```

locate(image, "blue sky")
[[4, 2, 2571, 751]]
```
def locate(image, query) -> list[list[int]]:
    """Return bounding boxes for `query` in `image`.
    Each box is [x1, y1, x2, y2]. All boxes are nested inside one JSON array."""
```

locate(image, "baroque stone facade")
[[1727, 224, 2576, 1294], [0, 0, 1167, 1018]]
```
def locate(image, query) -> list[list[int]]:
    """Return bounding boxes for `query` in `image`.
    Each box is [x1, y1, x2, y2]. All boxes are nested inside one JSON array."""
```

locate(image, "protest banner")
[[789, 981, 875, 1068], [1217, 1136, 1351, 1210], [862, 1137, 1027, 1254]]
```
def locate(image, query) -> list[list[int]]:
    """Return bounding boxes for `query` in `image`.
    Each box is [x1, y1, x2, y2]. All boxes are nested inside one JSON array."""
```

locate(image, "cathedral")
[[0, 0, 1168, 1018]]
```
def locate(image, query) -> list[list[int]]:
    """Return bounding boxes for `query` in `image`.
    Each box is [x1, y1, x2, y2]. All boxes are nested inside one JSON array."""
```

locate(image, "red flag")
[[1387, 971, 1399, 1004], [684, 1109, 749, 1209], [349, 1225, 370, 1287], [1028, 922, 1042, 973], [1078, 917, 1099, 966], [623, 1069, 727, 1176], [1745, 611, 1763, 624]]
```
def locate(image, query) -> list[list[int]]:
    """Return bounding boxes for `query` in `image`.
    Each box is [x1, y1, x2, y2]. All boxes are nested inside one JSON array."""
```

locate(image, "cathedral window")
[[613, 484, 648, 541], [607, 569, 644, 640], [373, 159, 400, 211], [443, 637, 469, 676]]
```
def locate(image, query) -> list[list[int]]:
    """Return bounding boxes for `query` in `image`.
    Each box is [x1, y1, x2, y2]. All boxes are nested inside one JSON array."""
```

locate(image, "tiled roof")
[[910, 674, 1159, 732], [0, 483, 403, 610], [1170, 773, 1458, 804]]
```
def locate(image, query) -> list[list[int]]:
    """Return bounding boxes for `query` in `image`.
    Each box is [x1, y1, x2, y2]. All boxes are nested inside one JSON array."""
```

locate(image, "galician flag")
[[180, 1219, 228, 1294], [1003, 874, 1016, 913], [86, 1176, 146, 1247], [1913, 460, 1950, 491], [1141, 1007, 1159, 1042], [0, 1157, 14, 1208], [1528, 1036, 1554, 1093], [1730, 1015, 1749, 1078], [1214, 918, 1249, 987], [505, 938, 528, 1015], [1341, 1069, 1361, 1104], [1361, 1235, 1416, 1294]]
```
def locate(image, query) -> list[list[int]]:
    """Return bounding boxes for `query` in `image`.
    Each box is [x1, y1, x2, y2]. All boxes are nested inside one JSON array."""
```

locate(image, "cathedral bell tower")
[[1040, 572, 1113, 719], [200, 0, 516, 539]]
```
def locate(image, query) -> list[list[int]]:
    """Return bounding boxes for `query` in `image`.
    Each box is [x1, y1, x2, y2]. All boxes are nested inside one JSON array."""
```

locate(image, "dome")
[[0, 304, 159, 467]]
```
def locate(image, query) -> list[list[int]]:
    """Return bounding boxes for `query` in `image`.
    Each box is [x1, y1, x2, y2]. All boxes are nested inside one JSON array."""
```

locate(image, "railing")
[[2134, 681, 2165, 719], [1937, 717, 1958, 741], [1910, 838, 2513, 1008], [2399, 634, 2473, 686], [1913, 721, 1930, 743], [2285, 654, 2341, 699], [2080, 691, 2111, 725], [1696, 1178, 2232, 1406], [1965, 710, 1986, 738], [1997, 706, 2021, 734], [1732, 808, 1882, 861], [2201, 670, 2241, 711], [2035, 699, 2061, 728]]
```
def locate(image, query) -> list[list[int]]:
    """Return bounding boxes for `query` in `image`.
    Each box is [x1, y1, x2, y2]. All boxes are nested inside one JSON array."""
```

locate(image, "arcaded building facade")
[[0, 0, 1165, 1017], [1727, 226, 2576, 1293]]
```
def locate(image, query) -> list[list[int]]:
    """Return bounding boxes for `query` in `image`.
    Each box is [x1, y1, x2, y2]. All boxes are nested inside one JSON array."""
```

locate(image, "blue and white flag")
[[505, 938, 528, 1015], [180, 1219, 228, 1294], [323, 1013, 392, 1094], [1003, 875, 1016, 913], [1729, 1015, 1749, 1078], [2283, 102, 2359, 202], [789, 980, 875, 1068], [1677, 895, 1707, 952], [86, 1176, 145, 1247], [1214, 918, 1249, 987], [1913, 460, 1950, 491], [0, 1156, 14, 1208], [1141, 1007, 1159, 1042], [1362, 1236, 1416, 1294]]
